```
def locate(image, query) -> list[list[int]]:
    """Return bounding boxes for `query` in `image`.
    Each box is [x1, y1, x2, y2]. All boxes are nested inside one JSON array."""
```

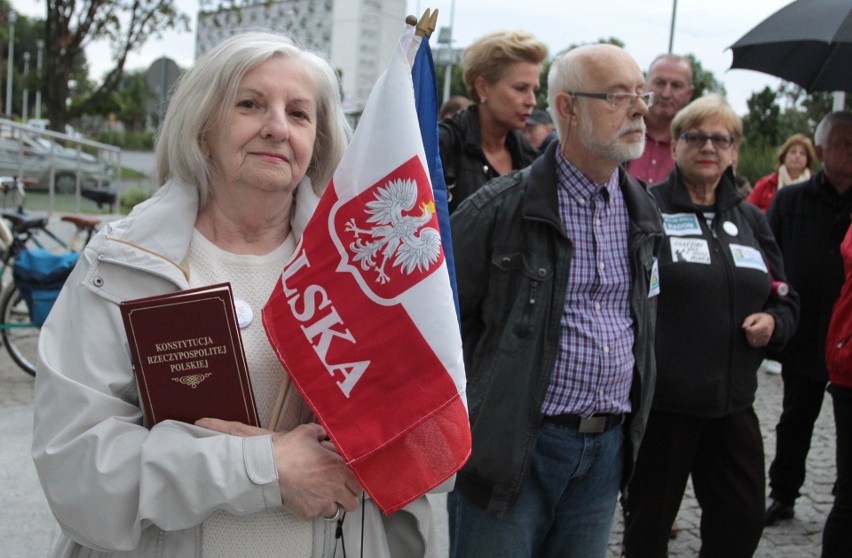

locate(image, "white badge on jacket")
[[662, 213, 702, 236], [729, 244, 768, 272], [648, 258, 661, 298], [670, 237, 711, 264]]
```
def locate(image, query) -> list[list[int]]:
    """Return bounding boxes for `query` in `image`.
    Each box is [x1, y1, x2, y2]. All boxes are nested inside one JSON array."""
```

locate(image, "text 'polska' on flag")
[[263, 19, 470, 514]]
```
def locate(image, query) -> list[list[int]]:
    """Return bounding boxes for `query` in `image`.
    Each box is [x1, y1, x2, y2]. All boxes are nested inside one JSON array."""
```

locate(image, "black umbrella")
[[729, 0, 852, 92]]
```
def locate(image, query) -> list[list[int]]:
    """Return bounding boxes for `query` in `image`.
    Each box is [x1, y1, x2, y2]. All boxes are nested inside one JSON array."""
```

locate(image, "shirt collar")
[[555, 148, 619, 204]]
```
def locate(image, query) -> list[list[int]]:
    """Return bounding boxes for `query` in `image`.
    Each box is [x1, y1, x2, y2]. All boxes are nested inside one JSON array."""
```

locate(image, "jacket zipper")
[[710, 215, 737, 416]]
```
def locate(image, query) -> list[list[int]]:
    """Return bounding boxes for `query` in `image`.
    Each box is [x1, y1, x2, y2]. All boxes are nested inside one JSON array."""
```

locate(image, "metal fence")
[[0, 118, 121, 215]]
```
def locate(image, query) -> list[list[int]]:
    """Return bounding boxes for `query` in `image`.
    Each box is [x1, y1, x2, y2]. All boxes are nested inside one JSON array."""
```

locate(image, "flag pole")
[[266, 378, 290, 430]]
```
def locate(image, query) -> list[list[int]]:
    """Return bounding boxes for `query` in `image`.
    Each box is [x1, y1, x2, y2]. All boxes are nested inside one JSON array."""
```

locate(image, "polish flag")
[[263, 28, 470, 514]]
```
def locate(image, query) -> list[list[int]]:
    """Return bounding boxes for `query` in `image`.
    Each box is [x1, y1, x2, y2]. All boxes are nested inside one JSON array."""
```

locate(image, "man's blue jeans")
[[449, 421, 623, 558]]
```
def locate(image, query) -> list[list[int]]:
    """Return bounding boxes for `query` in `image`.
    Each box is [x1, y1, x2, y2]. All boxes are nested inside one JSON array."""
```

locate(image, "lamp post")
[[668, 0, 678, 53], [441, 0, 456, 105], [5, 11, 15, 117], [22, 51, 29, 121], [35, 40, 42, 120]]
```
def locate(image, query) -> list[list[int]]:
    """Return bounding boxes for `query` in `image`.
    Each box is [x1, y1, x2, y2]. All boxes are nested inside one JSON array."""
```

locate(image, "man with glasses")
[[627, 54, 695, 185], [448, 44, 662, 558]]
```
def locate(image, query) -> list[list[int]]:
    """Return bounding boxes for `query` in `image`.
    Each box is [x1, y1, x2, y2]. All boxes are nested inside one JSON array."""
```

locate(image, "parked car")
[[0, 134, 113, 195]]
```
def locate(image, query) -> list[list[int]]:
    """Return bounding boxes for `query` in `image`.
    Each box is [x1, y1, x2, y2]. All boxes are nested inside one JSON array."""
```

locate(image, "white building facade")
[[196, 0, 407, 113]]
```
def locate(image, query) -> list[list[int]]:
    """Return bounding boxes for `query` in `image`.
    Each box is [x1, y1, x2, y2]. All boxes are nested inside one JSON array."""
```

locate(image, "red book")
[[120, 282, 259, 427]]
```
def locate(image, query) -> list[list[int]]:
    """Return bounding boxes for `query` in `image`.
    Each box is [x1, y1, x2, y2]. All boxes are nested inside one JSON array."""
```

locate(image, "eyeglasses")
[[678, 132, 737, 150], [569, 91, 654, 109]]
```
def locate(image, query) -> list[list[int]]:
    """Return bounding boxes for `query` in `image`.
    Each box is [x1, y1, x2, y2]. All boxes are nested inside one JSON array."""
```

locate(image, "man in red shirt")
[[627, 54, 694, 185]]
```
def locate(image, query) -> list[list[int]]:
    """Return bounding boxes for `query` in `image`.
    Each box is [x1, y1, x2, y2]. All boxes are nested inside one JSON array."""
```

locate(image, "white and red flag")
[[263, 29, 470, 514]]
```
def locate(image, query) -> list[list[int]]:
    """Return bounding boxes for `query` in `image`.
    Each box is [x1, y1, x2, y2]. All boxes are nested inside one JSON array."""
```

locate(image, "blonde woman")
[[439, 29, 547, 212]]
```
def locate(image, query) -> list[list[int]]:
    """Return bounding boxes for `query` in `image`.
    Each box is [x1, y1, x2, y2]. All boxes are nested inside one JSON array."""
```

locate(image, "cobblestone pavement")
[[606, 369, 835, 557], [2, 350, 834, 557]]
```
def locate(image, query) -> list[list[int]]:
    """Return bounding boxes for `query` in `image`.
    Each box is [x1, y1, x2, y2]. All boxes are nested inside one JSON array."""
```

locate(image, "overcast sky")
[[14, 0, 800, 114]]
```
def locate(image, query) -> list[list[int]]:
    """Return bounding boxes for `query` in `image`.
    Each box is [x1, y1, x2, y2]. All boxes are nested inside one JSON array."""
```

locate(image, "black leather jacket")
[[439, 105, 540, 213], [450, 142, 663, 515]]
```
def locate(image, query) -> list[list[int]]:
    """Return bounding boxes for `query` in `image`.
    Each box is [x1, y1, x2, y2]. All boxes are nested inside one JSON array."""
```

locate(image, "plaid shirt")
[[541, 150, 635, 417]]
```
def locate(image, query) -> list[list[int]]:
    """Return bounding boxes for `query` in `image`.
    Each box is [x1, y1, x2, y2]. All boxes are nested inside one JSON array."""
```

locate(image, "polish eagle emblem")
[[344, 178, 442, 284]]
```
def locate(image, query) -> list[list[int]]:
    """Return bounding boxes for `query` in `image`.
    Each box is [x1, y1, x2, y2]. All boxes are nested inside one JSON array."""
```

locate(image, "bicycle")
[[0, 176, 100, 376]]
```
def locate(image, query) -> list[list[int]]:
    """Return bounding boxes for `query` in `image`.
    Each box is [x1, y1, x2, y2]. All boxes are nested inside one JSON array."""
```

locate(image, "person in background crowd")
[[735, 175, 754, 200], [622, 94, 799, 558], [732, 148, 754, 200], [523, 108, 558, 154], [31, 32, 436, 558], [449, 43, 661, 558], [439, 94, 474, 120], [439, 29, 545, 212], [823, 222, 852, 558], [748, 133, 816, 212], [626, 53, 695, 185], [765, 111, 852, 528]]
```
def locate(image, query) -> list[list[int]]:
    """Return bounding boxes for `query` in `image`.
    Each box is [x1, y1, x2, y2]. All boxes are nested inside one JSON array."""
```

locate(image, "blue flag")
[[411, 34, 460, 320]]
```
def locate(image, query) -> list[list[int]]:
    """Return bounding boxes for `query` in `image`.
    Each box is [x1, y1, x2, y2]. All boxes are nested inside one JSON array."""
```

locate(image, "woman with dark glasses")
[[622, 95, 800, 558]]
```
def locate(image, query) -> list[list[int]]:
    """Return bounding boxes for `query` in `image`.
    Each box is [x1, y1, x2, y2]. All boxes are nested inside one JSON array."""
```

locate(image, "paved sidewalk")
[[606, 369, 834, 557], [1, 351, 833, 557]]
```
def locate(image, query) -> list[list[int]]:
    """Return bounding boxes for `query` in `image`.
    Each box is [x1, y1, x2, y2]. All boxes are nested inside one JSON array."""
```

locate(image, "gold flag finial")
[[405, 14, 417, 27], [415, 8, 438, 37], [427, 8, 439, 37]]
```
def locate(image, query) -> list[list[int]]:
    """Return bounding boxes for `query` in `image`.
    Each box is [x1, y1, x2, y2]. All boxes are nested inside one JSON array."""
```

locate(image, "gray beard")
[[579, 110, 646, 163]]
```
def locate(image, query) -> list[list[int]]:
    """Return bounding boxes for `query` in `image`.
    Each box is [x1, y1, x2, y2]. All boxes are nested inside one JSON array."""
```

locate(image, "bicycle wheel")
[[0, 284, 39, 376]]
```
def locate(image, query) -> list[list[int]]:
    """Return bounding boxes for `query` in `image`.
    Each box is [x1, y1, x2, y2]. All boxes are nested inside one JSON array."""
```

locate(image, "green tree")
[[743, 86, 781, 147], [40, 0, 191, 134], [775, 83, 851, 139], [88, 69, 154, 132], [438, 62, 466, 99], [685, 54, 725, 99]]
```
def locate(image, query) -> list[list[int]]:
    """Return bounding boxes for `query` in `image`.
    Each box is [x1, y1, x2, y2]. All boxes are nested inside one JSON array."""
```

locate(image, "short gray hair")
[[814, 111, 852, 148], [546, 49, 587, 138], [647, 53, 693, 84], [155, 31, 350, 205]]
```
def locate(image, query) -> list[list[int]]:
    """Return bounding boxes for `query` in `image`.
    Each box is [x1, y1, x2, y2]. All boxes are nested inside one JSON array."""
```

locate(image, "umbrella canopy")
[[729, 0, 852, 92]]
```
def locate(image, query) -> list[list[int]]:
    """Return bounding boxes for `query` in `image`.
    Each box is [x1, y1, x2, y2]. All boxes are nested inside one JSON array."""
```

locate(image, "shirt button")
[[595, 302, 601, 310], [595, 218, 602, 226], [603, 345, 610, 353], [599, 261, 605, 270]]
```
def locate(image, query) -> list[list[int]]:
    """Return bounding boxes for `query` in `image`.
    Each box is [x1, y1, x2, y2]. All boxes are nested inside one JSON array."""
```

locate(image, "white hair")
[[546, 49, 587, 139], [155, 31, 350, 205], [814, 111, 852, 148]]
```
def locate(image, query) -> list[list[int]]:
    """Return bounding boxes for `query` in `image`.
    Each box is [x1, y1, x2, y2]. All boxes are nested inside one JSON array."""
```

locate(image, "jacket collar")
[[99, 177, 319, 284], [522, 141, 661, 235], [811, 169, 852, 204], [103, 178, 199, 270], [455, 105, 540, 166], [667, 165, 742, 213]]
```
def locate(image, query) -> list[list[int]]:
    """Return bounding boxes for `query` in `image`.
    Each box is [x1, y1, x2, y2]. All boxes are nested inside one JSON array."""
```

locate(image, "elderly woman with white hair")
[[32, 32, 434, 558]]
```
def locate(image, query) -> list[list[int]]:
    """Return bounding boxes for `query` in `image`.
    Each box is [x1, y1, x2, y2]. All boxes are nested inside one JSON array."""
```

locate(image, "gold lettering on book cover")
[[173, 373, 213, 389]]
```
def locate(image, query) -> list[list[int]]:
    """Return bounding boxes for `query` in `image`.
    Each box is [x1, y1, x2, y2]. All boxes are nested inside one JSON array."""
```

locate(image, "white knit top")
[[188, 228, 313, 558]]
